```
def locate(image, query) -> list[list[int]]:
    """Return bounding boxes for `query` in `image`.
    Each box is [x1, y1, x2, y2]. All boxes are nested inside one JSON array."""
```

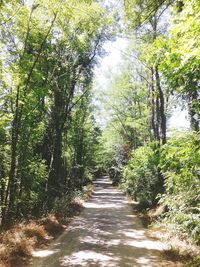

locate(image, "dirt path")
[[28, 176, 166, 267]]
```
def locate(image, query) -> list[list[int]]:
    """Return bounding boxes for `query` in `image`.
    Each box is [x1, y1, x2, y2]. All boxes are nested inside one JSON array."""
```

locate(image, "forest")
[[0, 0, 199, 266]]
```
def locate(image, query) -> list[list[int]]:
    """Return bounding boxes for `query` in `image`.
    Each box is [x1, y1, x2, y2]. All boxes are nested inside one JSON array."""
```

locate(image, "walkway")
[[28, 176, 165, 267]]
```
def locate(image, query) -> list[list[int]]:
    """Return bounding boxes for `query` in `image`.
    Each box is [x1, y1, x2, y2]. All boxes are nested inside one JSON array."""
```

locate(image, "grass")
[[134, 203, 200, 267], [160, 224, 200, 267], [42, 215, 65, 236], [22, 222, 49, 245], [0, 216, 67, 267], [82, 184, 94, 201], [161, 246, 200, 267], [0, 218, 65, 267], [0, 183, 95, 267], [0, 226, 34, 267]]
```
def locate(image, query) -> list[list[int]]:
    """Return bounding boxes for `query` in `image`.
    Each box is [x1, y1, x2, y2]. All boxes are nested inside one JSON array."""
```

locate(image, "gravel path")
[[27, 176, 165, 267]]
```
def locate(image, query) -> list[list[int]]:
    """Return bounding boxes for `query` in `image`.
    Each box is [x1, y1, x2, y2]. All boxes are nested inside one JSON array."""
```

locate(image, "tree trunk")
[[188, 89, 199, 131], [150, 68, 160, 142], [4, 86, 21, 223], [155, 66, 166, 144], [0, 154, 6, 223], [47, 129, 63, 210]]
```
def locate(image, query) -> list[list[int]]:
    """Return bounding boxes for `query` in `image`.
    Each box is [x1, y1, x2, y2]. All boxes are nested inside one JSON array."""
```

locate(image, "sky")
[[93, 38, 128, 127], [93, 38, 190, 132], [168, 108, 190, 131], [94, 38, 128, 88]]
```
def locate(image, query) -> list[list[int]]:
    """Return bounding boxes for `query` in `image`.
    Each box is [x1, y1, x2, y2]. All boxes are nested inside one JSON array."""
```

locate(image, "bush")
[[16, 157, 48, 217], [42, 215, 64, 235], [108, 166, 122, 185], [2, 230, 33, 258], [0, 221, 51, 267], [160, 132, 200, 244], [52, 193, 74, 220], [22, 223, 48, 243], [122, 144, 160, 207]]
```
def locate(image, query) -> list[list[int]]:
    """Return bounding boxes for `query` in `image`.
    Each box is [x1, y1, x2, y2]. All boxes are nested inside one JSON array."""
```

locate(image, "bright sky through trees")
[[94, 38, 190, 131], [0, 2, 199, 264]]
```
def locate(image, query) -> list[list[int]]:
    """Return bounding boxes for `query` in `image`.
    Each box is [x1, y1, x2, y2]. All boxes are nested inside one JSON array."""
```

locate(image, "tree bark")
[[4, 85, 21, 222], [188, 89, 199, 131], [155, 66, 166, 144], [150, 68, 159, 142]]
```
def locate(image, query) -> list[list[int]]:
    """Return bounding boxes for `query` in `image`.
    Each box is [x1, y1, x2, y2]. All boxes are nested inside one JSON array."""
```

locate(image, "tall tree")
[[0, 0, 114, 223], [158, 0, 200, 131], [124, 0, 170, 145]]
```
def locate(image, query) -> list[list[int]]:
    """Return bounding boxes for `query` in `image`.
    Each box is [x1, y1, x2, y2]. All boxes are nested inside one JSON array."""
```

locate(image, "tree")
[[124, 0, 171, 145], [158, 0, 200, 131], [97, 56, 150, 183], [0, 0, 114, 223]]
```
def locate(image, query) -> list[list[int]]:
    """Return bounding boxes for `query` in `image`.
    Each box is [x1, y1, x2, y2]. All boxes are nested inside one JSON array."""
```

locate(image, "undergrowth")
[[0, 183, 94, 267], [139, 204, 200, 267]]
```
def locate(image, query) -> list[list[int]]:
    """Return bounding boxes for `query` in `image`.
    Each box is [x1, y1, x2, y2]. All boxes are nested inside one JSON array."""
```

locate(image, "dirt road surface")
[[27, 177, 166, 267]]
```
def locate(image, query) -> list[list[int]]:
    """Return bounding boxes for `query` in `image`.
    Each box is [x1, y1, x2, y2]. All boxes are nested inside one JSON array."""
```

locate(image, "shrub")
[[2, 230, 33, 258], [122, 144, 160, 207], [22, 223, 48, 243], [160, 132, 200, 244], [52, 185, 92, 221], [42, 215, 64, 235], [52, 194, 74, 220], [0, 243, 8, 267]]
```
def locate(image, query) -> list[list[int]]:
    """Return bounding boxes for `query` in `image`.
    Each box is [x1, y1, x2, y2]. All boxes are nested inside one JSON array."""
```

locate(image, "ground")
[[26, 176, 175, 267]]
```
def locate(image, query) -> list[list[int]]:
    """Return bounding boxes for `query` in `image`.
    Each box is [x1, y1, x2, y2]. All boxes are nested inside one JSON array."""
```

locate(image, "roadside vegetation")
[[97, 0, 200, 265], [0, 0, 199, 266], [0, 184, 93, 267], [0, 0, 112, 225]]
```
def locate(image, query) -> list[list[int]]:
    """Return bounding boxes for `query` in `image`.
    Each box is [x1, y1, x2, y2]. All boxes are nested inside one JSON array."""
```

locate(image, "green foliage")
[[122, 144, 160, 207], [124, 0, 171, 29], [15, 157, 48, 217], [97, 54, 151, 183], [160, 0, 200, 92], [160, 132, 200, 244], [121, 0, 200, 248], [0, 0, 114, 223], [156, 0, 200, 130], [52, 194, 75, 220], [0, 0, 199, 254]]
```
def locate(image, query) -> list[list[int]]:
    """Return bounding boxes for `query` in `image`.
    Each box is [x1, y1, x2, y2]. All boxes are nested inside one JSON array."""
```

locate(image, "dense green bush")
[[121, 133, 200, 244], [122, 144, 160, 208], [160, 132, 200, 244], [16, 157, 48, 217]]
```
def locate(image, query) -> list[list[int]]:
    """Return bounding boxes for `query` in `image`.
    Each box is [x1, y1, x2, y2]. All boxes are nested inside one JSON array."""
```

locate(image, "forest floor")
[[25, 176, 184, 267]]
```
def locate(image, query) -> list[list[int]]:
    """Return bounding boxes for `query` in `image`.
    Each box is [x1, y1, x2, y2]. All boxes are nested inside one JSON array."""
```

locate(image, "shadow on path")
[[27, 176, 165, 267]]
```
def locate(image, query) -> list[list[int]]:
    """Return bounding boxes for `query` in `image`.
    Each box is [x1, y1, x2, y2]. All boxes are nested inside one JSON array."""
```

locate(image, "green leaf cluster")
[[160, 132, 200, 244], [122, 144, 160, 208]]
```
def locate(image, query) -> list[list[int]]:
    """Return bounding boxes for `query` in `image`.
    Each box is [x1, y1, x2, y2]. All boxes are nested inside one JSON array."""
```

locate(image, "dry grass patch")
[[0, 262, 7, 267], [70, 197, 84, 213], [22, 223, 49, 244], [135, 204, 200, 267], [0, 244, 9, 267], [0, 185, 94, 267], [147, 205, 167, 219], [146, 219, 200, 267], [161, 246, 200, 267], [42, 215, 65, 236], [163, 246, 192, 262], [2, 230, 33, 258], [0, 221, 52, 267]]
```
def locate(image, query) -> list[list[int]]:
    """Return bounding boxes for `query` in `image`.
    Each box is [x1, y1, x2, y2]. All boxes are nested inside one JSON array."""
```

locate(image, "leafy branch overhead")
[[0, 0, 114, 222], [0, 0, 199, 257]]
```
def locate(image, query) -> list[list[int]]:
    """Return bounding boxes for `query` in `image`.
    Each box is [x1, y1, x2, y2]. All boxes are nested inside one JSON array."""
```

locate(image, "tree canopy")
[[0, 0, 199, 253]]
